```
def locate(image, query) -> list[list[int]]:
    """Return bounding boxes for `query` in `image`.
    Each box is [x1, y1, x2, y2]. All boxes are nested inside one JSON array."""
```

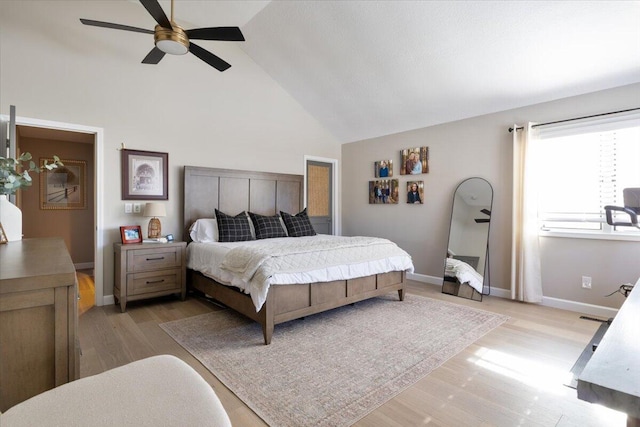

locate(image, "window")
[[535, 111, 640, 234]]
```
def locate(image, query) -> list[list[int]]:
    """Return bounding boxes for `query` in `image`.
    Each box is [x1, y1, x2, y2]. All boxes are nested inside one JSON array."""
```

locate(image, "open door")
[[306, 160, 333, 235]]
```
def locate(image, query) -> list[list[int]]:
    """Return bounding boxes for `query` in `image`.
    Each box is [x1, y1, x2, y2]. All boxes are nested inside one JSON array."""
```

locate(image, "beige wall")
[[0, 1, 341, 300], [342, 83, 640, 310], [19, 136, 95, 265]]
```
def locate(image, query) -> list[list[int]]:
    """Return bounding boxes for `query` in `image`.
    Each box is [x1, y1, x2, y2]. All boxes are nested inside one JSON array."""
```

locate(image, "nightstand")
[[113, 241, 187, 312]]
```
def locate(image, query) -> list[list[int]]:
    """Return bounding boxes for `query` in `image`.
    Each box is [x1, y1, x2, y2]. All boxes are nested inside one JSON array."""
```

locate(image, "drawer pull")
[[146, 279, 165, 284], [146, 256, 165, 261]]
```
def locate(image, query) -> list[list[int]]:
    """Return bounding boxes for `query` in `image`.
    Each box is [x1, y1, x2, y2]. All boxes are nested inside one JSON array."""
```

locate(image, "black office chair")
[[604, 188, 640, 229]]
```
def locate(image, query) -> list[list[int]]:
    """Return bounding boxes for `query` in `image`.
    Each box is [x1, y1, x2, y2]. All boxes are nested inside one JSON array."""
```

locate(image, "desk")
[[577, 278, 640, 427], [0, 238, 79, 411]]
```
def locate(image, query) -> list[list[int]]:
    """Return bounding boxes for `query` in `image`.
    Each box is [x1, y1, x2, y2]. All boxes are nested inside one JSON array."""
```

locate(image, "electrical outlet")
[[133, 203, 141, 213], [124, 203, 132, 213], [582, 276, 592, 289]]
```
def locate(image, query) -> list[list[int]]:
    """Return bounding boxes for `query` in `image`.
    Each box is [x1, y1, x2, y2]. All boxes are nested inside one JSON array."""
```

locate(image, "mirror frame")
[[442, 177, 493, 301]]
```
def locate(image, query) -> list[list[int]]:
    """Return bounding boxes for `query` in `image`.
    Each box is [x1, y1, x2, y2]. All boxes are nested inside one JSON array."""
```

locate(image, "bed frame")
[[183, 166, 406, 345]]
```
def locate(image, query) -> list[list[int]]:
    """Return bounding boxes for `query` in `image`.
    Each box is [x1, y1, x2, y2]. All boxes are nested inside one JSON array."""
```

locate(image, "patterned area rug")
[[160, 294, 508, 427]]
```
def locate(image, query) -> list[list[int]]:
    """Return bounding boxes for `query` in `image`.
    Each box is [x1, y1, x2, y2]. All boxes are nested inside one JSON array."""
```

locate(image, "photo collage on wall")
[[369, 147, 428, 205]]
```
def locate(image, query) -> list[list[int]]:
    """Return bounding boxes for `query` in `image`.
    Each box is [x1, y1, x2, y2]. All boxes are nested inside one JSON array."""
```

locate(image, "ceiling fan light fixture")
[[154, 24, 189, 55]]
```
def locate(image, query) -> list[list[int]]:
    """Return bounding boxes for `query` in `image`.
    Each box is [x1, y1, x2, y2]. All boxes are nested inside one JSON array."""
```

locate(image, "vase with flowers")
[[0, 152, 63, 241]]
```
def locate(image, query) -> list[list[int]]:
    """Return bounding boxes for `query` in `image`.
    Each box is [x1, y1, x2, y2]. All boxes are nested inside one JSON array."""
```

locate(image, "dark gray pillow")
[[248, 212, 287, 239], [279, 208, 316, 237], [214, 209, 254, 242]]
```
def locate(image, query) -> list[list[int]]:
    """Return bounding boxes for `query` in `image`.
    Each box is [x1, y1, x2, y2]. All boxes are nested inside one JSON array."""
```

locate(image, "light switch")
[[125, 203, 132, 213], [133, 203, 141, 213]]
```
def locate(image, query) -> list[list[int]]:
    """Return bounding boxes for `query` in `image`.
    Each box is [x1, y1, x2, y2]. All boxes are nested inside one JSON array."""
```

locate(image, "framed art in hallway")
[[400, 146, 429, 175], [40, 158, 87, 210], [121, 149, 168, 200]]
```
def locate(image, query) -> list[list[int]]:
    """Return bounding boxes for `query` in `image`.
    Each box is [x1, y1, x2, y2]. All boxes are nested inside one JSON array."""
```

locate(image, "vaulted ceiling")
[[20, 1, 640, 143]]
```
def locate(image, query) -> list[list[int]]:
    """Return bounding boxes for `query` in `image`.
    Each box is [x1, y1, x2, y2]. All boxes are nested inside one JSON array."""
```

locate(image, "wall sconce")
[[143, 203, 166, 239]]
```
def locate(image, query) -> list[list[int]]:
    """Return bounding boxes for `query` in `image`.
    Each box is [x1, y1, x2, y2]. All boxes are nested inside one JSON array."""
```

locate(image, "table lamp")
[[143, 202, 166, 239]]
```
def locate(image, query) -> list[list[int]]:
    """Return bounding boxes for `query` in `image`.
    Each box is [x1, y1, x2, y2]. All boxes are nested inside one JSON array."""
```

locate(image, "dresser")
[[0, 238, 79, 412], [113, 241, 187, 312]]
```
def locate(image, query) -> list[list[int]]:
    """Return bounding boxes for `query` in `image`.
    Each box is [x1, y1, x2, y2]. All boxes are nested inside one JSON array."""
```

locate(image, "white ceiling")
[[74, 1, 640, 143]]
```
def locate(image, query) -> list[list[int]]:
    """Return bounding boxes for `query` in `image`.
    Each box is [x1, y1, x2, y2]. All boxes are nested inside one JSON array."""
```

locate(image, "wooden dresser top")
[[0, 238, 76, 293]]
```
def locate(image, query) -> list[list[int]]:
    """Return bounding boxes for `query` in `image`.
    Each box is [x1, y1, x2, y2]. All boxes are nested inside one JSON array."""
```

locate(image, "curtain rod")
[[508, 107, 640, 133]]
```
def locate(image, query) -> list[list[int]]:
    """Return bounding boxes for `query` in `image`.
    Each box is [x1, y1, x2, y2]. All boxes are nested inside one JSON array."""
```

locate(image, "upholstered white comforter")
[[445, 258, 484, 293], [187, 235, 414, 311]]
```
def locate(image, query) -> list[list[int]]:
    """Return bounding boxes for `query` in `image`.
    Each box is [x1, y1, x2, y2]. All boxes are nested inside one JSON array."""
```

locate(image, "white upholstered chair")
[[0, 355, 231, 427]]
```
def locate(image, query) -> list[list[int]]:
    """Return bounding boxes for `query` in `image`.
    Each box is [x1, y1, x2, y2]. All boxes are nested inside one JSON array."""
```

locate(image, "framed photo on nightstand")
[[120, 225, 143, 244]]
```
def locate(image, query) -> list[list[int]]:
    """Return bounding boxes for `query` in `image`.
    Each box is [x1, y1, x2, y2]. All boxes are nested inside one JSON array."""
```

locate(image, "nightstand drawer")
[[128, 269, 182, 296], [127, 247, 182, 272]]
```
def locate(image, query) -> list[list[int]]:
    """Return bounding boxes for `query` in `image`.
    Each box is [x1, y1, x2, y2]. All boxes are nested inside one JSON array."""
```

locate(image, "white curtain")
[[511, 123, 543, 302]]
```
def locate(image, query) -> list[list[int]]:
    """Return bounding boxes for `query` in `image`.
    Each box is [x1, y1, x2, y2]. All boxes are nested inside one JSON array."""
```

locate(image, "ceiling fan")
[[474, 208, 491, 224], [80, 0, 244, 72]]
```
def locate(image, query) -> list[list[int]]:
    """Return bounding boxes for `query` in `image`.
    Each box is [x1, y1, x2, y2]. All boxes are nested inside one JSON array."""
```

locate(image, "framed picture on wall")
[[120, 225, 142, 244], [369, 179, 399, 204], [400, 146, 429, 175], [121, 149, 168, 200], [374, 160, 393, 178], [40, 158, 87, 210], [406, 181, 424, 204]]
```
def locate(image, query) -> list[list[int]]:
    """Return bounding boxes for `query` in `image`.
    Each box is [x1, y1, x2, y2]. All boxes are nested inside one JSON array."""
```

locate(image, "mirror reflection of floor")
[[76, 269, 95, 316]]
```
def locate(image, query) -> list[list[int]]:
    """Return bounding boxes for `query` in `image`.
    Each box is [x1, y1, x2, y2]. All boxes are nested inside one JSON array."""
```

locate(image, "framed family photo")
[[40, 158, 87, 210], [374, 160, 393, 178], [121, 149, 168, 200], [369, 179, 399, 204], [407, 181, 424, 204], [400, 146, 429, 175], [120, 225, 143, 244]]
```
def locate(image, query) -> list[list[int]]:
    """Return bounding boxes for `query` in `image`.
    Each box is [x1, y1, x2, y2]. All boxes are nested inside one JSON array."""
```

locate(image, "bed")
[[183, 166, 414, 344]]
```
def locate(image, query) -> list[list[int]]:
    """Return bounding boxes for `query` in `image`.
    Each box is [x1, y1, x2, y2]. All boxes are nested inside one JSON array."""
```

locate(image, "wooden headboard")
[[183, 166, 304, 238]]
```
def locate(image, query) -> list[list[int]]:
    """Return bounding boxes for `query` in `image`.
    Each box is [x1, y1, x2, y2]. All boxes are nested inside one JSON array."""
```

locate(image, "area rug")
[[160, 294, 508, 427]]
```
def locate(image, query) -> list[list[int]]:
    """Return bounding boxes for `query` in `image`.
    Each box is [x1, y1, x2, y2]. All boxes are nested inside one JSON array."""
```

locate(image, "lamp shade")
[[143, 203, 166, 218]]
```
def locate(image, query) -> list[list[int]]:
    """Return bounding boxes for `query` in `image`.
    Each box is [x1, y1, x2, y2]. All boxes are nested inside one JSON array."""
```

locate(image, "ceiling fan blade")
[[480, 209, 491, 216], [186, 27, 245, 42], [139, 0, 172, 29], [189, 42, 231, 72], [142, 47, 166, 64], [475, 219, 490, 223], [80, 18, 153, 34]]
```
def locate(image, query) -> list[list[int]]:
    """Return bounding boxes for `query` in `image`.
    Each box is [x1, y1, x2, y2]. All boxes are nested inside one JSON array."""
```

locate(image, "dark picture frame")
[[40, 159, 87, 210], [121, 149, 168, 200], [120, 225, 143, 244]]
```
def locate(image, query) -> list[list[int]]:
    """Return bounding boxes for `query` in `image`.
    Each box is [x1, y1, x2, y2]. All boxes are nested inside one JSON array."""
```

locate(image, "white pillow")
[[189, 218, 218, 243]]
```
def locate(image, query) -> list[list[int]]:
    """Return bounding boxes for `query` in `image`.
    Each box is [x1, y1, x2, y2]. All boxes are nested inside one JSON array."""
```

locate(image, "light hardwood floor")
[[78, 281, 628, 426]]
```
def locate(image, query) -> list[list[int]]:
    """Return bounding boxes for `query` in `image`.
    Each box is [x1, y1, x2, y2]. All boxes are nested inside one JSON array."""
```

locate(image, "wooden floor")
[[78, 281, 629, 426]]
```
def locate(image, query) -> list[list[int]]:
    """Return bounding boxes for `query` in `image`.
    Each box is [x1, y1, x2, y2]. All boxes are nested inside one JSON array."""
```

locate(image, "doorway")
[[304, 156, 339, 235], [3, 114, 105, 307]]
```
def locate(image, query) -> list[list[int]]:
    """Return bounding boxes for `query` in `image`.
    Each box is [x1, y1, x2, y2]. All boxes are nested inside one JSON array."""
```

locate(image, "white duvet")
[[187, 235, 414, 311], [445, 257, 484, 293]]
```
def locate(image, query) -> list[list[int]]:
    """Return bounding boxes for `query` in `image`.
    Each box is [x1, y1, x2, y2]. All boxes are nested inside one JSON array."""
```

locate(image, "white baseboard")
[[406, 272, 442, 286], [408, 273, 618, 318], [540, 296, 618, 319], [74, 262, 95, 270], [102, 295, 115, 306]]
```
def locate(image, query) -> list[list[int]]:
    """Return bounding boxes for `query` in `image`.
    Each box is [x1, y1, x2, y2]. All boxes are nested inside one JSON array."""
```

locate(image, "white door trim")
[[2, 114, 105, 306], [303, 155, 340, 236]]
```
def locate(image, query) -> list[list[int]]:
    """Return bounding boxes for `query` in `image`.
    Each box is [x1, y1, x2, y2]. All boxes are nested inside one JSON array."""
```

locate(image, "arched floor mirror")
[[442, 177, 493, 301]]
